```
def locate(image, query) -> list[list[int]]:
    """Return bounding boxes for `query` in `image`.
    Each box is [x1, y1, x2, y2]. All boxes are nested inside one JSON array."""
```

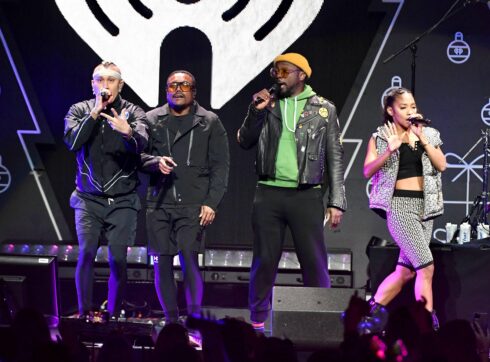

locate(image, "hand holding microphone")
[[100, 89, 110, 101], [253, 83, 280, 110], [90, 88, 111, 120], [408, 114, 431, 146], [408, 114, 431, 126]]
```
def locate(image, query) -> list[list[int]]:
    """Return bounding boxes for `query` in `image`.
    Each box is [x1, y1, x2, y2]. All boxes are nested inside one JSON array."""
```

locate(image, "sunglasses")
[[166, 81, 194, 93], [270, 67, 301, 79]]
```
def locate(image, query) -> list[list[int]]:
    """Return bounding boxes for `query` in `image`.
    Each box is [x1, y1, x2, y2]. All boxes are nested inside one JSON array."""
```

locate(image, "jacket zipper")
[[101, 121, 105, 193], [166, 128, 178, 201], [187, 129, 194, 166]]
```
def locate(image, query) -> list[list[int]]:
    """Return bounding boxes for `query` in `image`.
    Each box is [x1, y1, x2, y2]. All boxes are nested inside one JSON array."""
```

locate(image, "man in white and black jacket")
[[141, 70, 229, 324], [63, 61, 148, 319]]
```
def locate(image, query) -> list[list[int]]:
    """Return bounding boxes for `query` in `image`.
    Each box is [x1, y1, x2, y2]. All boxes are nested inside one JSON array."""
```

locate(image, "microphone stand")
[[383, 0, 472, 95], [459, 129, 490, 238], [479, 129, 489, 226]]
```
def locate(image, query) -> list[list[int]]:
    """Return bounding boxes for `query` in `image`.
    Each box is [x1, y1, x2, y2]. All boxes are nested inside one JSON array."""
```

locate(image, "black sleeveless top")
[[397, 142, 423, 180]]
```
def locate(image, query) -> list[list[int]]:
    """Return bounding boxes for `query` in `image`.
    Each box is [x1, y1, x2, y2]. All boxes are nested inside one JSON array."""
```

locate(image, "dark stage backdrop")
[[0, 0, 489, 288]]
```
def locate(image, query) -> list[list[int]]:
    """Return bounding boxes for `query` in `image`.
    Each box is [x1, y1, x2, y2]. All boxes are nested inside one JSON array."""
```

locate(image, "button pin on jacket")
[[319, 107, 329, 118]]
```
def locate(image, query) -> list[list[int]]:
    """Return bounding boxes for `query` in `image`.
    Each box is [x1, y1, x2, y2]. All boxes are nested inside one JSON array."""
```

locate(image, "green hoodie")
[[260, 85, 316, 188]]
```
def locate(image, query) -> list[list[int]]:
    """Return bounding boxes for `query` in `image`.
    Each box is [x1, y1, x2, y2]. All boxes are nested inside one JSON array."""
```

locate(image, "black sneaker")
[[358, 300, 388, 335], [431, 310, 440, 331]]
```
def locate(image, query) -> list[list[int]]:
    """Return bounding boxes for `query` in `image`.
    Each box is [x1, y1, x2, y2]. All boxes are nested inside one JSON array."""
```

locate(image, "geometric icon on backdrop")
[[447, 32, 471, 64], [482, 99, 490, 126], [380, 76, 403, 109], [54, 0, 324, 109], [365, 178, 373, 199], [0, 156, 12, 194]]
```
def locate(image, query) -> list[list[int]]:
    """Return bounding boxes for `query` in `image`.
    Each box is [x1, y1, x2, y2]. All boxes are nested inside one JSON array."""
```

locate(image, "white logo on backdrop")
[[432, 152, 483, 242], [481, 99, 490, 126], [380, 75, 403, 108], [55, 0, 323, 109], [0, 156, 11, 194], [447, 32, 471, 64]]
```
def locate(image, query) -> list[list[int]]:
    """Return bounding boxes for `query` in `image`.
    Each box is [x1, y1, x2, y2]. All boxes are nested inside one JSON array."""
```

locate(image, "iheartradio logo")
[[55, 0, 324, 109]]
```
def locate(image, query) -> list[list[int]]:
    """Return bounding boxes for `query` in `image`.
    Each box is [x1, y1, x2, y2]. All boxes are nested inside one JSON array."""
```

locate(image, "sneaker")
[[431, 310, 440, 331], [251, 321, 265, 330], [358, 299, 388, 335], [188, 330, 202, 349]]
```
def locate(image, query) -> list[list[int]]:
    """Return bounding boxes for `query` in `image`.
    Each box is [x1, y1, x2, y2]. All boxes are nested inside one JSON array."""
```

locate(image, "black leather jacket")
[[63, 96, 148, 197], [238, 95, 346, 211], [141, 102, 229, 211]]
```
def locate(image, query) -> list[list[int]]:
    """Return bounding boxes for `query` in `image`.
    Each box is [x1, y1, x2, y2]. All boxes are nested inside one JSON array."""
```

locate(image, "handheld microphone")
[[408, 116, 431, 126], [254, 83, 280, 106], [100, 90, 110, 100]]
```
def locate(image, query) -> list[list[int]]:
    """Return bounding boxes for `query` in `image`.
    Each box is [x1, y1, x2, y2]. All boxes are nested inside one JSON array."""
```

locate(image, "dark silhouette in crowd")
[[153, 322, 201, 362], [434, 319, 485, 362], [1, 308, 74, 362], [255, 335, 298, 362], [96, 331, 133, 362], [10, 308, 53, 361]]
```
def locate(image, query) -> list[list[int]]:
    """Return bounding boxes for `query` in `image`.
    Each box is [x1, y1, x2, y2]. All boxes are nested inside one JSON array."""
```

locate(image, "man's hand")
[[90, 88, 111, 119], [326, 207, 343, 230], [158, 156, 177, 175], [199, 205, 215, 226], [100, 108, 132, 137], [252, 88, 273, 111]]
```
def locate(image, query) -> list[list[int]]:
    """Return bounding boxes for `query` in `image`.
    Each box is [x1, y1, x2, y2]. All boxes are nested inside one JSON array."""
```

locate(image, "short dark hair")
[[167, 70, 197, 88]]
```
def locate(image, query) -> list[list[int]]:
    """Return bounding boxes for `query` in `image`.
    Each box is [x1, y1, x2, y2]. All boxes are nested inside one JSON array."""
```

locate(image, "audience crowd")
[[0, 297, 488, 362]]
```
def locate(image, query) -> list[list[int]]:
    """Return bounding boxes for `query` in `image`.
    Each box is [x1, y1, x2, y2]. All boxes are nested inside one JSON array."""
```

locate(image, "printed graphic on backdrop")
[[55, 0, 324, 109], [447, 32, 471, 64], [482, 99, 490, 125], [380, 75, 403, 108], [0, 156, 11, 194], [0, 24, 69, 240], [340, 0, 405, 179], [442, 152, 482, 214]]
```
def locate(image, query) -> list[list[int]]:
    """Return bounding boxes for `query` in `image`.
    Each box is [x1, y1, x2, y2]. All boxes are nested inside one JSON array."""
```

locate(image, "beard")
[[278, 84, 293, 99]]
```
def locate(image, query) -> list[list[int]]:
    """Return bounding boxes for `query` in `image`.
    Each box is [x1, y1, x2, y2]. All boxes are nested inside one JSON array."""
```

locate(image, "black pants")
[[70, 191, 139, 317], [249, 185, 330, 323], [147, 206, 203, 322]]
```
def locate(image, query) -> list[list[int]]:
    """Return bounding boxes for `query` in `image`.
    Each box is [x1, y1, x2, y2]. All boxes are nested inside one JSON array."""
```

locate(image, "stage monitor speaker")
[[271, 286, 364, 348], [0, 255, 59, 327]]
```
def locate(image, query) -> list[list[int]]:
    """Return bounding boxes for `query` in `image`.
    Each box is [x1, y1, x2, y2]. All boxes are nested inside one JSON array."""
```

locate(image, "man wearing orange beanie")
[[238, 53, 347, 328]]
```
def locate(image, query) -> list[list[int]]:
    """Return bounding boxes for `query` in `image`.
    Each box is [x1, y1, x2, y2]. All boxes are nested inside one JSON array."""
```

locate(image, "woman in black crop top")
[[364, 87, 446, 330]]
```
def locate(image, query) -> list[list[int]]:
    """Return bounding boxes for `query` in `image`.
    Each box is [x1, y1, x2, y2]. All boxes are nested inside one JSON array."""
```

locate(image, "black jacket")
[[141, 102, 229, 211], [238, 95, 347, 211], [63, 96, 149, 197]]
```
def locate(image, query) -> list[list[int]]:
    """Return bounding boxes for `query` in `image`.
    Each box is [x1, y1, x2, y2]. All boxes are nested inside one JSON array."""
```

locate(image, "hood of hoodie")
[[279, 84, 316, 132]]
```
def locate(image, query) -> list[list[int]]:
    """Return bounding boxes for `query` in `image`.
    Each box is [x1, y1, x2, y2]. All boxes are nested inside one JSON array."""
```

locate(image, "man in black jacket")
[[238, 53, 347, 328], [64, 61, 148, 318], [141, 70, 229, 323]]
